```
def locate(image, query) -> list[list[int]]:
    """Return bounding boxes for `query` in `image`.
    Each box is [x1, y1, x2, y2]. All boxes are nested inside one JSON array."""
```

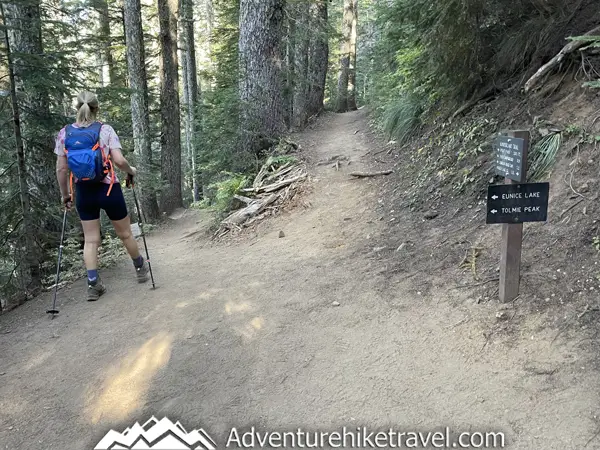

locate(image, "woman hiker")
[[55, 91, 149, 301]]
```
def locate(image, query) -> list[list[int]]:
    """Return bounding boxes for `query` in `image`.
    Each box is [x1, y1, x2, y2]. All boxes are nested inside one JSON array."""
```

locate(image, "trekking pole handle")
[[126, 173, 134, 188]]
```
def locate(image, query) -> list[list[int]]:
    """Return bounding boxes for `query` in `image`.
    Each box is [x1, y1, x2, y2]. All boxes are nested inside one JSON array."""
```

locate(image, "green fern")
[[209, 174, 250, 214]]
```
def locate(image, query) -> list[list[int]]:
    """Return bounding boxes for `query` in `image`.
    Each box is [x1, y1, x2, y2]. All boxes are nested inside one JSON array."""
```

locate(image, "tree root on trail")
[[349, 170, 393, 178]]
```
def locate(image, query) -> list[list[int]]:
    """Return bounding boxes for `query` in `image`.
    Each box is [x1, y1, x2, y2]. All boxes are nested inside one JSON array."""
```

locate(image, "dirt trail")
[[0, 110, 598, 449]]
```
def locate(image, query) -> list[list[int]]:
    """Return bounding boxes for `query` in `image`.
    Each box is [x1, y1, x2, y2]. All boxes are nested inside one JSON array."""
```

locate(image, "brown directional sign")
[[495, 136, 526, 182], [486, 182, 549, 224]]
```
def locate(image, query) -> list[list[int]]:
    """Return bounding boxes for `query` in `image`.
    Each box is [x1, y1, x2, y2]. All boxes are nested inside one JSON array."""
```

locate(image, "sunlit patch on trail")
[[0, 398, 27, 418], [225, 301, 252, 315], [22, 343, 56, 372], [84, 332, 172, 424], [196, 287, 223, 301], [176, 301, 189, 308], [250, 317, 264, 330], [234, 316, 265, 340]]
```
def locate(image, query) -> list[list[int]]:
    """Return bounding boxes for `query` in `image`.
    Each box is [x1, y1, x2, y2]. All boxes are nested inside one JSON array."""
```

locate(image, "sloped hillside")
[[370, 75, 600, 349]]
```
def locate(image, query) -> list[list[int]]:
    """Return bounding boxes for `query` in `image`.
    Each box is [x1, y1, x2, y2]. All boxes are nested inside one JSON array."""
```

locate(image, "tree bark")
[[347, 0, 358, 111], [292, 0, 309, 128], [336, 0, 353, 113], [123, 0, 160, 220], [285, 9, 294, 129], [158, 0, 183, 212], [4, 0, 58, 203], [307, 0, 328, 118], [181, 0, 201, 201], [239, 0, 286, 158], [98, 0, 117, 86], [1, 3, 40, 291]]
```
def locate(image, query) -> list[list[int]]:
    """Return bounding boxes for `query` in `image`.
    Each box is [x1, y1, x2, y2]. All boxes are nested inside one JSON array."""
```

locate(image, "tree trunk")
[[292, 0, 309, 128], [98, 0, 117, 86], [96, 45, 105, 86], [181, 0, 201, 201], [336, 0, 353, 113], [123, 0, 160, 220], [4, 0, 58, 202], [285, 9, 295, 129], [180, 0, 191, 198], [1, 3, 40, 292], [238, 0, 286, 158], [347, 0, 358, 111], [205, 0, 214, 60], [307, 0, 328, 118], [158, 0, 183, 212]]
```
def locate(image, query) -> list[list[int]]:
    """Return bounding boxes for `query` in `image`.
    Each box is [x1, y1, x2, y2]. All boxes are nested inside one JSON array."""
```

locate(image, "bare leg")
[[112, 215, 141, 259], [81, 219, 101, 270]]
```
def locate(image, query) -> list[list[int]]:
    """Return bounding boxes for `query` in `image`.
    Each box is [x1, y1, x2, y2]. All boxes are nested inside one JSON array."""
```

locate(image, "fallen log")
[[524, 25, 600, 93], [233, 195, 254, 205], [349, 170, 393, 178], [222, 194, 278, 227], [262, 173, 307, 193], [262, 163, 295, 184]]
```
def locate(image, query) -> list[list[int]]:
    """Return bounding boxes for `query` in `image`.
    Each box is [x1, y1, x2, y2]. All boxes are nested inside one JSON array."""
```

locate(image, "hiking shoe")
[[87, 278, 106, 302], [136, 261, 150, 283]]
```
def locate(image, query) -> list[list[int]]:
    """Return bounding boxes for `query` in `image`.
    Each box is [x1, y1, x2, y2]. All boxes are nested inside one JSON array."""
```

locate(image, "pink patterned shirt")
[[54, 123, 121, 184]]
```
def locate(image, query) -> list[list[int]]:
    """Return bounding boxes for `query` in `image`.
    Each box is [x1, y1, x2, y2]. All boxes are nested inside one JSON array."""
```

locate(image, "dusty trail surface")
[[0, 110, 598, 449]]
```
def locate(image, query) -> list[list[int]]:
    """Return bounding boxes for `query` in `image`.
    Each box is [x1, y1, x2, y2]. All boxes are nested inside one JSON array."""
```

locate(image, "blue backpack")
[[64, 122, 109, 183]]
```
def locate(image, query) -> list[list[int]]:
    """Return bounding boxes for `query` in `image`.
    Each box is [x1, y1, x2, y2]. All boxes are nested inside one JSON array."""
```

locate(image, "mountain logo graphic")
[[94, 416, 217, 450]]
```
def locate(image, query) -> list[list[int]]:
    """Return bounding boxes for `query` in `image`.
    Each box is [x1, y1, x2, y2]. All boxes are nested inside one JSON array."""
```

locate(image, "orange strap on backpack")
[[101, 147, 115, 197]]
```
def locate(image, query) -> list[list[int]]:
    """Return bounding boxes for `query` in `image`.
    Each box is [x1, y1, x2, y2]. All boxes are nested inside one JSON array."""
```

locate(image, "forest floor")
[[1, 109, 599, 449]]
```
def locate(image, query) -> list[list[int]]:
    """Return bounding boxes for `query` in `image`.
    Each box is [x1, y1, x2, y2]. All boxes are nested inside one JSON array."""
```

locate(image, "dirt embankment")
[[363, 76, 600, 361]]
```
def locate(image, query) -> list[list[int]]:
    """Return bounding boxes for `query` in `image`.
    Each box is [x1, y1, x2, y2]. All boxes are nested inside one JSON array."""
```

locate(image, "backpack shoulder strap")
[[89, 121, 104, 150], [89, 121, 103, 135]]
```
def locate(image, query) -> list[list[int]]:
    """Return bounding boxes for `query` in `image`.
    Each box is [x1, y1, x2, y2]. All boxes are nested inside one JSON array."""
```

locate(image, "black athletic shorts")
[[75, 182, 128, 222]]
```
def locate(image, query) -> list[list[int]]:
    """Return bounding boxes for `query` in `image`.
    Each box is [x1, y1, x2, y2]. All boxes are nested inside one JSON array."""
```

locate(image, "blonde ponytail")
[[75, 91, 99, 126]]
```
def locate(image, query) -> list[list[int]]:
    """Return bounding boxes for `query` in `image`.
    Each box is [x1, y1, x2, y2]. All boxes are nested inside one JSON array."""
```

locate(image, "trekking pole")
[[127, 175, 156, 289], [47, 208, 68, 318]]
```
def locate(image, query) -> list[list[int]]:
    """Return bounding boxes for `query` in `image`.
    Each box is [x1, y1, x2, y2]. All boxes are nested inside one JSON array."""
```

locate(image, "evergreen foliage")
[[0, 0, 330, 310]]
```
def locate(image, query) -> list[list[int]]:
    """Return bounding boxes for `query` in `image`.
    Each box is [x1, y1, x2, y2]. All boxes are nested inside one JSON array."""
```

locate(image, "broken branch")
[[222, 194, 279, 227]]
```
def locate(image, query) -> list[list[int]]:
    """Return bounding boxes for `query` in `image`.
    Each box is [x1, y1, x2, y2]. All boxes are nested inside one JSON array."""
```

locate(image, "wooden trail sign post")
[[487, 131, 550, 303], [495, 131, 529, 303]]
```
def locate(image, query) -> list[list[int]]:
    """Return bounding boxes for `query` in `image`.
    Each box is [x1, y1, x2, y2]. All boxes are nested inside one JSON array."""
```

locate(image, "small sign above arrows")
[[494, 136, 526, 182], [486, 182, 549, 224]]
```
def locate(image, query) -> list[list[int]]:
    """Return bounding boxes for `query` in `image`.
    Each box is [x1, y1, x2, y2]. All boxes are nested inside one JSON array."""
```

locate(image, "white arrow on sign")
[[491, 209, 498, 214], [491, 195, 498, 200]]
